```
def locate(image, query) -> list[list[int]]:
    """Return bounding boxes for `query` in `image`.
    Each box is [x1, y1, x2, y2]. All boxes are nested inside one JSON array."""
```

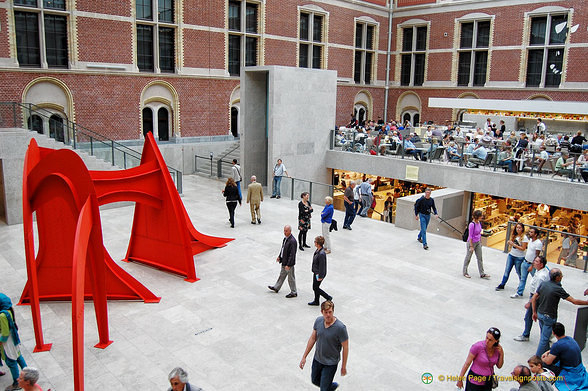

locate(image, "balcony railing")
[[330, 129, 587, 184]]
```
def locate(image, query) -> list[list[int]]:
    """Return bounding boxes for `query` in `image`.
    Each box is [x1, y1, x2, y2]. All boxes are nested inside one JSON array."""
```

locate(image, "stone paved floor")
[[1, 175, 586, 391]]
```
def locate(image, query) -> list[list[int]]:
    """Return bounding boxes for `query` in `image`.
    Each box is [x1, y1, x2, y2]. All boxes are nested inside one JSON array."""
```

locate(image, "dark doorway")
[[142, 107, 153, 137], [230, 106, 239, 137], [49, 114, 64, 142], [28, 114, 43, 134], [158, 107, 169, 141]]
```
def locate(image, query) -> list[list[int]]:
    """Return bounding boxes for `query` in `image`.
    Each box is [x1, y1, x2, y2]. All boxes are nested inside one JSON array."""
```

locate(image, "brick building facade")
[[0, 0, 586, 141]]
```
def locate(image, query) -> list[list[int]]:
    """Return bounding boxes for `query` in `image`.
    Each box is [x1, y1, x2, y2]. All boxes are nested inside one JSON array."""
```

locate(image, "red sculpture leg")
[[21, 140, 52, 352]]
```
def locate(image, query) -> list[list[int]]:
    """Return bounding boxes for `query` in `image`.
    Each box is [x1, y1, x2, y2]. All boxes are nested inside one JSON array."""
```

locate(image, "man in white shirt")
[[536, 118, 547, 135], [231, 159, 242, 199], [514, 256, 550, 342], [512, 227, 543, 298]]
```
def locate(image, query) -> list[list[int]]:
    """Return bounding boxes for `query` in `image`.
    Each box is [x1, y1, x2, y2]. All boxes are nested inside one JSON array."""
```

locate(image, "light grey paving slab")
[[1, 174, 586, 391]]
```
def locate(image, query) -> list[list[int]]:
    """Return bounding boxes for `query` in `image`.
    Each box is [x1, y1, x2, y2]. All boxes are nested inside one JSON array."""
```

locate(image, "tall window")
[[457, 20, 490, 87], [14, 0, 69, 68], [228, 0, 260, 76], [136, 0, 176, 73], [299, 11, 325, 69], [526, 14, 567, 88], [400, 25, 426, 86], [354, 22, 376, 84]]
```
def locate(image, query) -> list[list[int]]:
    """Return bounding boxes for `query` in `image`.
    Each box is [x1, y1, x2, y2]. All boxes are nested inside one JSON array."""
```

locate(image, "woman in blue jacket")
[[321, 197, 334, 254]]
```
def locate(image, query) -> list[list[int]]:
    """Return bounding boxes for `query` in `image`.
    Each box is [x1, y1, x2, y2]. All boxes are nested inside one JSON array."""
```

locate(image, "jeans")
[[498, 254, 524, 287], [498, 160, 513, 172], [311, 359, 338, 391], [6, 354, 27, 385], [516, 260, 532, 296], [417, 213, 431, 246], [343, 202, 355, 228], [360, 195, 371, 216], [236, 180, 242, 199], [537, 312, 557, 356], [272, 176, 282, 197], [522, 294, 534, 338]]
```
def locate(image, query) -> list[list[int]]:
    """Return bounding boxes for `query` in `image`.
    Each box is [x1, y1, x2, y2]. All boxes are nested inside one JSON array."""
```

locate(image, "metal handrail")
[[0, 101, 183, 194], [503, 220, 588, 272]]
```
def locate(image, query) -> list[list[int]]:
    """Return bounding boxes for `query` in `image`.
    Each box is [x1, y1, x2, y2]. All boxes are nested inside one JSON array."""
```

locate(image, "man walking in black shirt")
[[414, 188, 438, 250]]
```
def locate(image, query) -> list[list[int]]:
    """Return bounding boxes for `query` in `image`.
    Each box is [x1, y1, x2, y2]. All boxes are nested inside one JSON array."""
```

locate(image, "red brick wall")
[[76, 0, 131, 17], [184, 0, 225, 28], [77, 18, 133, 64], [264, 39, 297, 66], [397, 0, 435, 7], [183, 30, 225, 69]]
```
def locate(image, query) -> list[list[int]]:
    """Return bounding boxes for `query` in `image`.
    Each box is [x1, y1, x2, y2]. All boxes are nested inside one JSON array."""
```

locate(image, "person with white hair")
[[17, 367, 42, 391], [168, 367, 203, 391]]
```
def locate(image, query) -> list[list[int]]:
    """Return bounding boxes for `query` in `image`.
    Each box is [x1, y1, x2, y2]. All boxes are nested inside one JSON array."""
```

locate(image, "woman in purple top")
[[463, 210, 490, 279], [457, 327, 504, 390]]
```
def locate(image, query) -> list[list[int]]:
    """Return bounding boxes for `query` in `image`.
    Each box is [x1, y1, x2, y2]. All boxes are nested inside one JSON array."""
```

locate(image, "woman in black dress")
[[298, 192, 313, 251], [308, 236, 332, 306], [222, 178, 241, 228]]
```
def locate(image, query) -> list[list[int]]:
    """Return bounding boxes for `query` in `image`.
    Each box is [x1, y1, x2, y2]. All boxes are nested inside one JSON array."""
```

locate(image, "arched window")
[[230, 107, 239, 137], [354, 103, 367, 126], [28, 114, 43, 134], [49, 114, 64, 142], [142, 108, 153, 137], [158, 107, 169, 141]]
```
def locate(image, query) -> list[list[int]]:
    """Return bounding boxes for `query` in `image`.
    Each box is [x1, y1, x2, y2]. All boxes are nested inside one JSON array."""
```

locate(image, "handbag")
[[484, 347, 498, 389]]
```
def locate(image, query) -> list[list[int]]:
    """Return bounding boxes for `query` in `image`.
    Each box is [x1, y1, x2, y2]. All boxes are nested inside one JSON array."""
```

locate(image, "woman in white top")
[[496, 222, 528, 291]]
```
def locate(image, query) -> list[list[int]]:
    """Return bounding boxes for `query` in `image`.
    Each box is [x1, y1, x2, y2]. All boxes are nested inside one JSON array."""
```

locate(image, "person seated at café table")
[[497, 145, 515, 172], [446, 141, 461, 161], [530, 145, 550, 173], [466, 141, 488, 167], [553, 151, 574, 178], [576, 149, 588, 183], [402, 138, 422, 160]]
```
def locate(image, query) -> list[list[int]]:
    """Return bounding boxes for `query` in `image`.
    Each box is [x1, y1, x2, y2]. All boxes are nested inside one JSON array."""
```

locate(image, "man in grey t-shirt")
[[300, 300, 349, 390]]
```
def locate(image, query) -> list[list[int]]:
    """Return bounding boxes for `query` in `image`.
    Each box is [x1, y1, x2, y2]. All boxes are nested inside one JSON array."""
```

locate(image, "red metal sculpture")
[[20, 133, 232, 390]]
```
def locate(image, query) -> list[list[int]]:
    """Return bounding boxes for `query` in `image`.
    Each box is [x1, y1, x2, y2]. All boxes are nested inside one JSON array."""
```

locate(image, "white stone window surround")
[[297, 4, 329, 69]]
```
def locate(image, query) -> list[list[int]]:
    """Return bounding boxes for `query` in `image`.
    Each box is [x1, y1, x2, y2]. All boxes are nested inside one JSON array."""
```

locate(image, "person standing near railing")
[[271, 159, 289, 199], [231, 159, 243, 199]]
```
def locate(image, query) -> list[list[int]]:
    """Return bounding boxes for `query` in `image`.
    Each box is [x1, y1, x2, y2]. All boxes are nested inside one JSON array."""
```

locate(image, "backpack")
[[462, 224, 469, 242]]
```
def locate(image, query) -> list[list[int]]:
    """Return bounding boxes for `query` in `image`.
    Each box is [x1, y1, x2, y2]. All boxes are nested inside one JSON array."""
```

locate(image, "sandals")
[[463, 273, 471, 278], [480, 274, 491, 279]]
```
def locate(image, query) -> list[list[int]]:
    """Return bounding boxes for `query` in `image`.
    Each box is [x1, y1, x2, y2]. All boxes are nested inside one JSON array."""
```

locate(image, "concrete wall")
[[325, 150, 588, 211], [241, 70, 269, 185], [241, 66, 337, 189], [395, 188, 470, 241]]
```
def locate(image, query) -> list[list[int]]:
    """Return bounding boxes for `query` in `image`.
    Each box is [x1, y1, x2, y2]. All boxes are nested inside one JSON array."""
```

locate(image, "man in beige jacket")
[[246, 175, 263, 224]]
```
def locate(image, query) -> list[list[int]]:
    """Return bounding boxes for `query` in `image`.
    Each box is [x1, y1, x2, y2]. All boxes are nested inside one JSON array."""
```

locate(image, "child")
[[528, 355, 555, 391], [0, 293, 28, 391]]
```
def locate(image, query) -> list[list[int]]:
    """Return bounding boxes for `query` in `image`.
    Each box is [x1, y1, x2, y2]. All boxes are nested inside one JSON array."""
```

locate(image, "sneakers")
[[417, 237, 422, 243], [332, 382, 339, 390], [510, 293, 523, 298], [513, 335, 529, 342], [423, 245, 429, 250], [495, 285, 505, 291]]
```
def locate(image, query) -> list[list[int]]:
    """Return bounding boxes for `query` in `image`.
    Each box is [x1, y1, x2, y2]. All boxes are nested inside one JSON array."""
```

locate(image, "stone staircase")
[[0, 128, 123, 224], [195, 141, 240, 179]]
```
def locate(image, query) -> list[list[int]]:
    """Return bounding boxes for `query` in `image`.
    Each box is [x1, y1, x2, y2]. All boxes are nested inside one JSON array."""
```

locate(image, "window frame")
[[524, 12, 569, 88], [136, 0, 178, 73], [456, 19, 491, 87], [354, 20, 377, 85], [13, 0, 70, 69], [298, 9, 327, 70], [228, 0, 261, 77], [399, 24, 427, 87]]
